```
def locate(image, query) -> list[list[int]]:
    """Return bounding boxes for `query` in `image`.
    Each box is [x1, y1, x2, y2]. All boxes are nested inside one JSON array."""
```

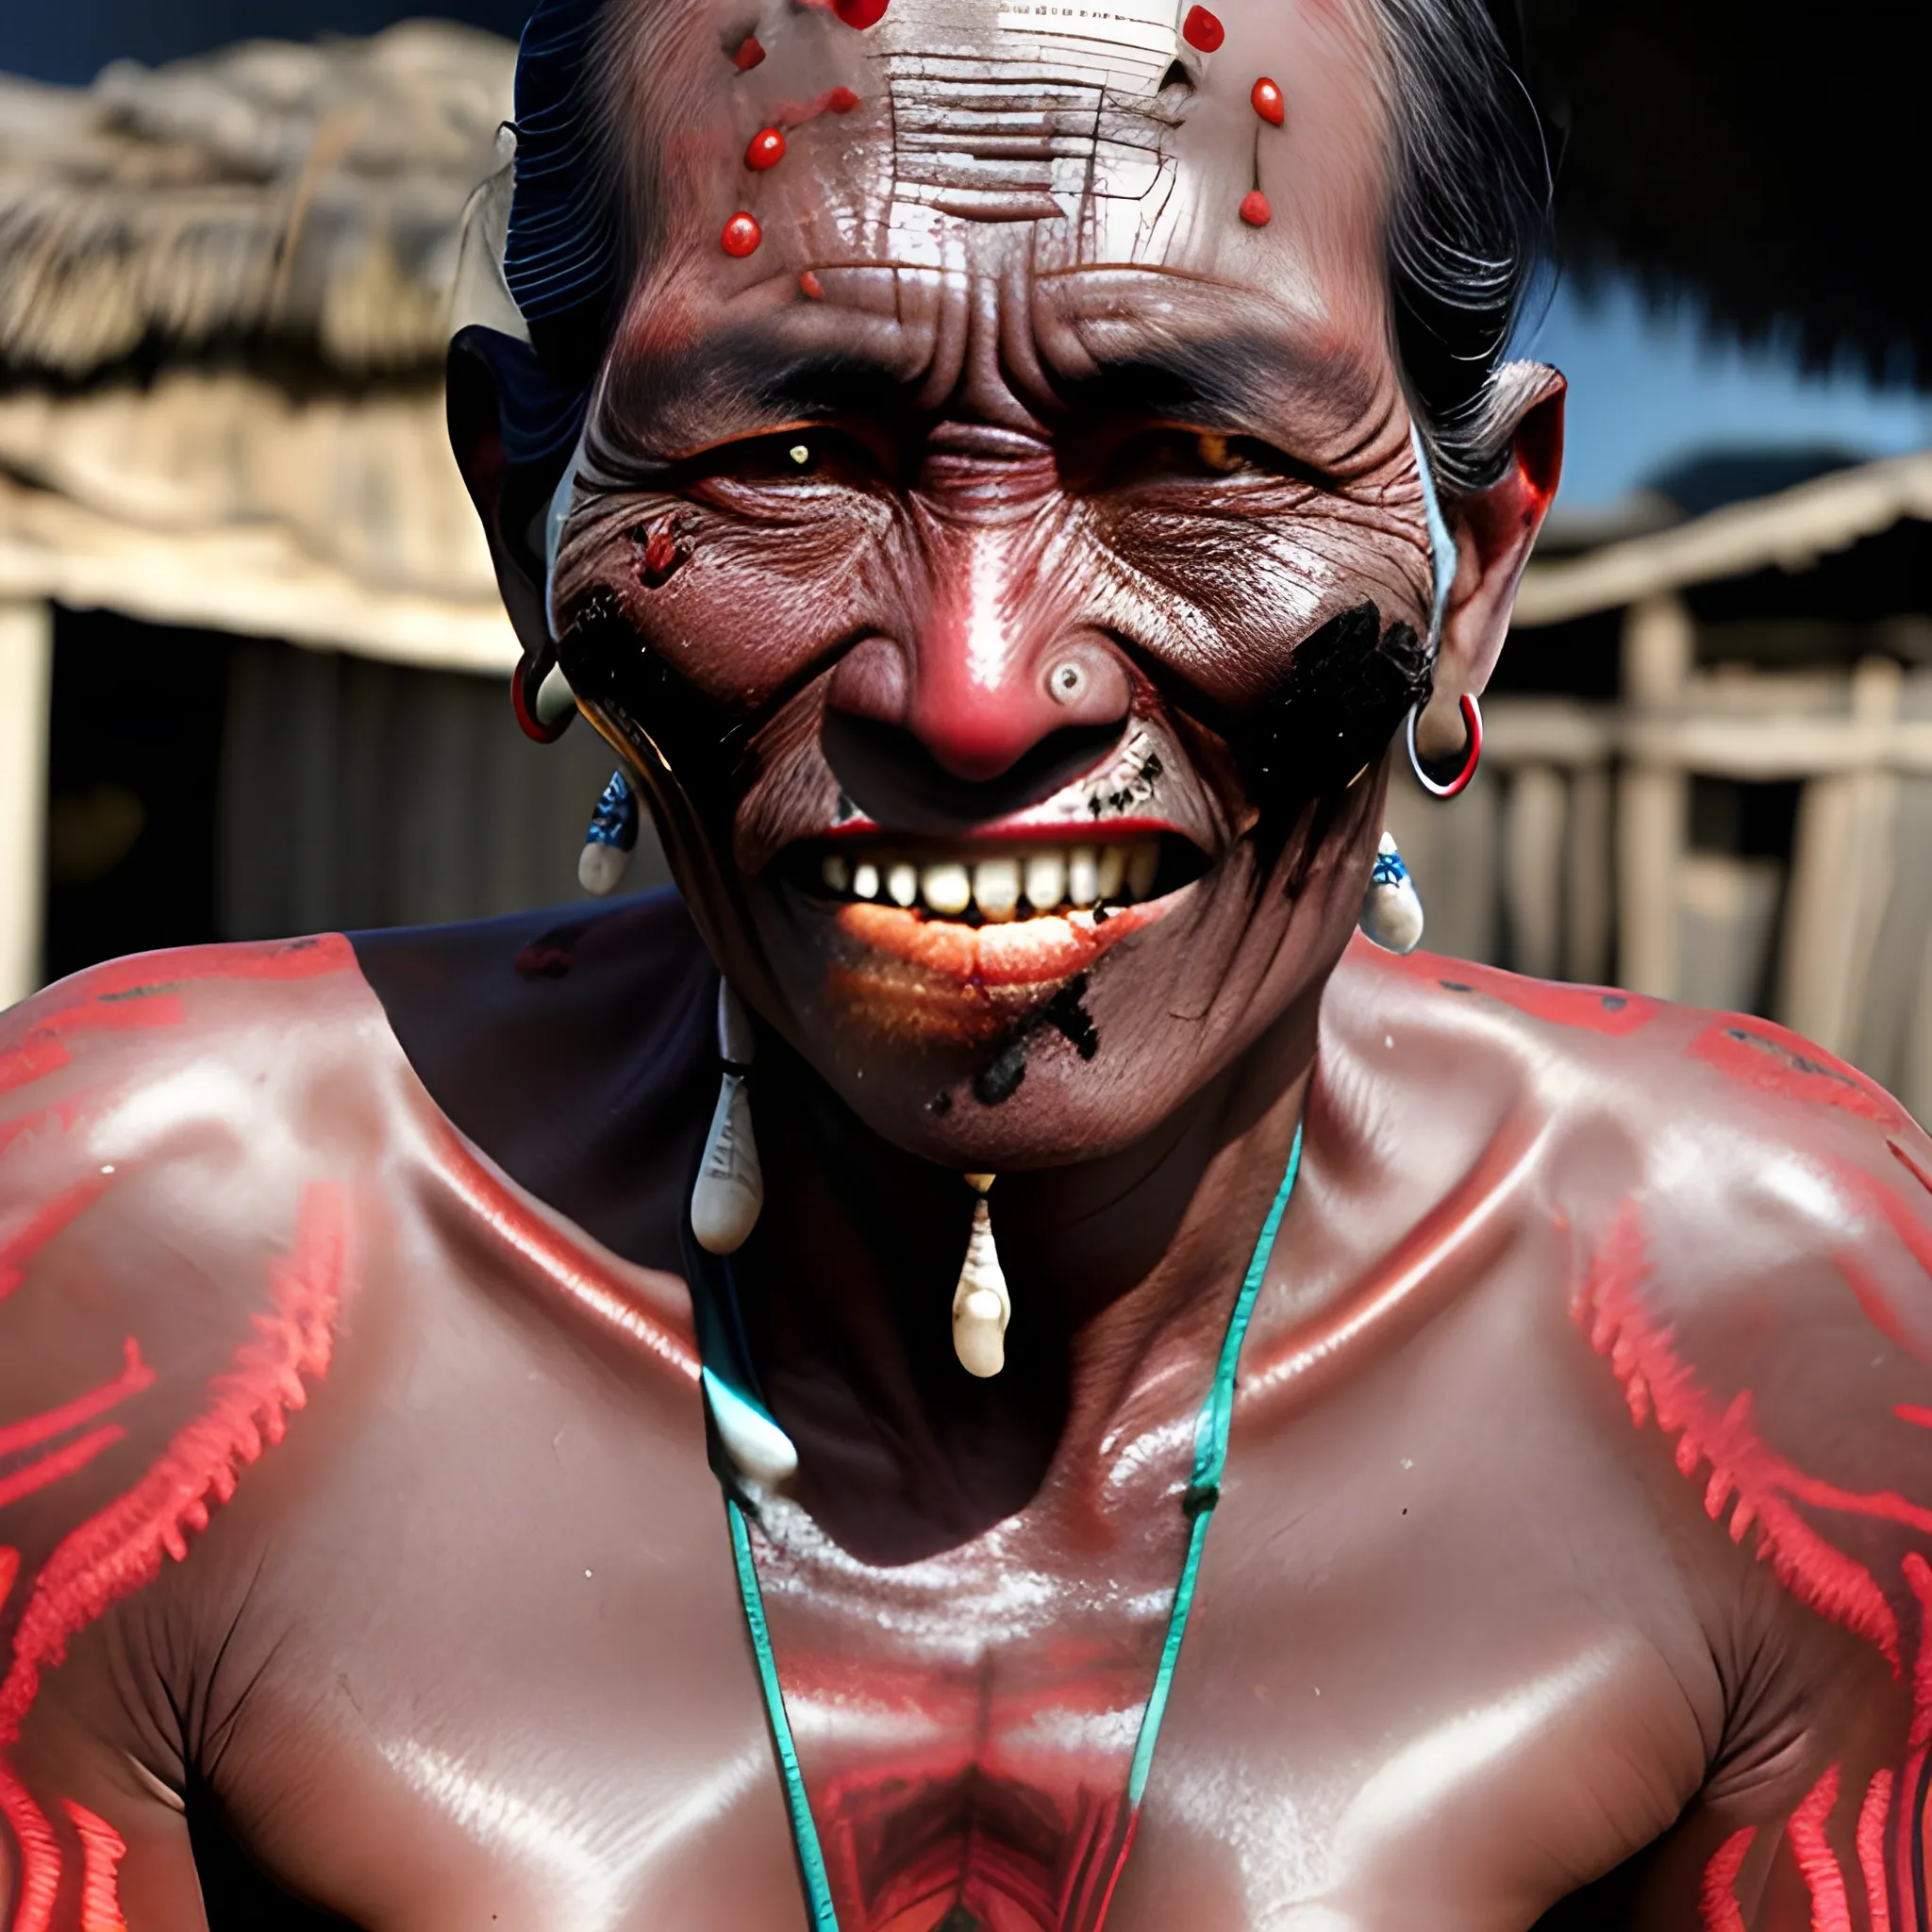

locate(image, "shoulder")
[[1327, 940, 1932, 1666], [0, 936, 382, 1744]]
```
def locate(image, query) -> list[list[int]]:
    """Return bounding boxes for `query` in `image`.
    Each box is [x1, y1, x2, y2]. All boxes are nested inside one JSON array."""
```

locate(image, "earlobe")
[[1433, 363, 1567, 705]]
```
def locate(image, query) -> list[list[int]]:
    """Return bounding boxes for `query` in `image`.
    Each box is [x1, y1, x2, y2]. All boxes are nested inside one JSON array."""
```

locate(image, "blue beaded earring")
[[578, 769, 640, 895]]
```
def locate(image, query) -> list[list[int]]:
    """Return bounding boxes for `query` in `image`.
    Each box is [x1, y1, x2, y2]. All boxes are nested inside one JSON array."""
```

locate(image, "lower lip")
[[831, 898, 1165, 987]]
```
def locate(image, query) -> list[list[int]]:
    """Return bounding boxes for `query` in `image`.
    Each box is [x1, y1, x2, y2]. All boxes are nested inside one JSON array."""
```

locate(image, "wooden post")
[[0, 599, 52, 1009], [1502, 764, 1566, 979], [1617, 594, 1693, 998], [1777, 655, 1902, 1055], [1564, 763, 1613, 985]]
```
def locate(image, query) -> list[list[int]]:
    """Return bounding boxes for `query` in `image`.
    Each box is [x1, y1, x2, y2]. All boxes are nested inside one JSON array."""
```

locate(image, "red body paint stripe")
[[1578, 1208, 1905, 1666], [1700, 1824, 1756, 1932], [1899, 1406, 1932, 1431], [1789, 1765, 1853, 1932], [65, 1798, 130, 1931], [0, 1425, 125, 1510], [0, 1175, 115, 1301], [1379, 949, 1659, 1035], [1692, 1021, 1904, 1126], [35, 996, 184, 1040], [0, 1338, 154, 1458], [61, 935, 355, 1004], [0, 1039, 71, 1104], [0, 1547, 16, 1610], [0, 1182, 344, 1743], [0, 1760, 60, 1932], [1858, 1769, 1894, 1932]]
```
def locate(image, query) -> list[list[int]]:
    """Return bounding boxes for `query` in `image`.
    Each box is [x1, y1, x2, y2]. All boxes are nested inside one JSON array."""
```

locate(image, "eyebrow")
[[596, 299, 1378, 463]]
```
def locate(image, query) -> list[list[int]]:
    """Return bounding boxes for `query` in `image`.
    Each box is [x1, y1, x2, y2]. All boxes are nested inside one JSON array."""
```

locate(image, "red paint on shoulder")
[[1789, 1765, 1854, 1932], [0, 1095, 90, 1166], [1857, 1768, 1894, 1932], [0, 1762, 59, 1932], [1390, 952, 1660, 1035], [1181, 5, 1224, 49], [0, 1547, 15, 1609], [73, 935, 354, 1002], [0, 1338, 154, 1460], [1692, 1021, 1905, 1127], [0, 1426, 125, 1512], [36, 992, 184, 1039], [0, 1039, 72, 1104], [1699, 1824, 1755, 1932], [1577, 1208, 1917, 1667], [1891, 1139, 1932, 1197], [0, 1174, 116, 1301], [65, 1799, 129, 1931], [0, 1183, 344, 1745]]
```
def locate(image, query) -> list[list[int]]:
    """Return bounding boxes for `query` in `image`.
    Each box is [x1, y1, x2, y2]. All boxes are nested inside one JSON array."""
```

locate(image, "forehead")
[[590, 0, 1395, 424]]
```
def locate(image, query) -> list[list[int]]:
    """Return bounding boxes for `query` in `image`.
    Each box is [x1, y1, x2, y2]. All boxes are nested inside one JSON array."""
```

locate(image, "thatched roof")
[[1526, 1, 1932, 389], [0, 20, 513, 379]]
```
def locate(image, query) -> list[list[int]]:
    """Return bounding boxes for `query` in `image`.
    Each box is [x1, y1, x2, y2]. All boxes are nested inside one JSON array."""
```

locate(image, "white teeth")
[[821, 840, 1169, 919], [1024, 851, 1066, 912], [921, 861, 973, 916], [974, 857, 1021, 922]]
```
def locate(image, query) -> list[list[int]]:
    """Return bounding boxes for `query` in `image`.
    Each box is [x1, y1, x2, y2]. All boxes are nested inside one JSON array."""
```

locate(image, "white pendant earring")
[[1358, 831, 1425, 955], [691, 982, 764, 1255], [952, 1174, 1011, 1378]]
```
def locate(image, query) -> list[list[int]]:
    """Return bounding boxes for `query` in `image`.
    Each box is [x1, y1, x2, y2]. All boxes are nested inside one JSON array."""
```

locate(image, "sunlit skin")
[[3, 0, 1932, 1929]]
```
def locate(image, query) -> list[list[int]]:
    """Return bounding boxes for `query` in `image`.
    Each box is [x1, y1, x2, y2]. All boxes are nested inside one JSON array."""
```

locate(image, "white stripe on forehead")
[[876, 48, 1187, 266], [993, 0, 1183, 92]]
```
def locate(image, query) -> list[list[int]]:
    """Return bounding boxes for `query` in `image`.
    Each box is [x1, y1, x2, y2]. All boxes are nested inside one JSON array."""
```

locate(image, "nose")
[[825, 538, 1131, 786]]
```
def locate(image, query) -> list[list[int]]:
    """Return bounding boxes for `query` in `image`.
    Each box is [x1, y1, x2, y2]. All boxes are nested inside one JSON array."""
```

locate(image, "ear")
[[446, 326, 558, 664], [1414, 363, 1566, 758]]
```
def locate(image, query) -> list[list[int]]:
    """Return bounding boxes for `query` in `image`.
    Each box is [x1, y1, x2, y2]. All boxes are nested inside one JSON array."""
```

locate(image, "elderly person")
[[3, 0, 1930, 1926]]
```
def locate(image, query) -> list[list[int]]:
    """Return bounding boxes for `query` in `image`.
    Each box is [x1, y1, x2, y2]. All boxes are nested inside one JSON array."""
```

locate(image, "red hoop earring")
[[1406, 692, 1481, 799], [512, 651, 575, 744]]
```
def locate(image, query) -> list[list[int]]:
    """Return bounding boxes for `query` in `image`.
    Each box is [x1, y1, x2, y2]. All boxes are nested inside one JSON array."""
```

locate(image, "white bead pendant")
[[1358, 831, 1425, 956], [691, 983, 765, 1255], [951, 1174, 1011, 1378]]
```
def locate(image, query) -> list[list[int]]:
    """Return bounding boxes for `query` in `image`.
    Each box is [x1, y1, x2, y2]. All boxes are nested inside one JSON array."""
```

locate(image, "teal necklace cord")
[[719, 1120, 1305, 1932]]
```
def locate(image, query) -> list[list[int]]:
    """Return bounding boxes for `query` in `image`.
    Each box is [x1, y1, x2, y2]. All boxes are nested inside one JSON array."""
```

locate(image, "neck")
[[731, 988, 1319, 1564]]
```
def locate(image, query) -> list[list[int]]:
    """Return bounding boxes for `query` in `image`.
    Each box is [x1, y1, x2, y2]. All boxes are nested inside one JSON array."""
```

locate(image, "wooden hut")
[[0, 21, 654, 1005]]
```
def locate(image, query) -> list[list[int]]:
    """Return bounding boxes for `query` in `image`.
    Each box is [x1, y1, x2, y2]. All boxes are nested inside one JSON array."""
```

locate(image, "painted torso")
[[2, 896, 1930, 1931]]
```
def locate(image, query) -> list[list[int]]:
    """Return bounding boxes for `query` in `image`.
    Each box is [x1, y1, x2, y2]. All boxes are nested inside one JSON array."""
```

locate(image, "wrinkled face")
[[551, 0, 1439, 1166]]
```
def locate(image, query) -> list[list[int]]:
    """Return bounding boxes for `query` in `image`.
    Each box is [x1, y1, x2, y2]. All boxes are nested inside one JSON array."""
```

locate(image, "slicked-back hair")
[[486, 0, 1550, 493]]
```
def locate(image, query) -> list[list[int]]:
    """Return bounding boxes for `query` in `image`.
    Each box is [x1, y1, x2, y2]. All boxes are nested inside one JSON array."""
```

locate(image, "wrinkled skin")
[[4, 1, 1930, 1930]]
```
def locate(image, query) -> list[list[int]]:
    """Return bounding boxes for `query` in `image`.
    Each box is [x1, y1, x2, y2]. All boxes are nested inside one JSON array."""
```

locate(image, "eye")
[[1093, 427, 1317, 491], [683, 427, 889, 492]]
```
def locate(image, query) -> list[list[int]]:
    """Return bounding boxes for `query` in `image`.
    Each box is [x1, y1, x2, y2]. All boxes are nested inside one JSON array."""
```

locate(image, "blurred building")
[[0, 22, 658, 1006], [1390, 451, 1932, 1118]]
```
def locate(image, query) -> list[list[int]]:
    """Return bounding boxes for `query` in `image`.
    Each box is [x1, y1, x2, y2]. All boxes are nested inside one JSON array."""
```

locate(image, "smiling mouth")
[[788, 832, 1207, 924]]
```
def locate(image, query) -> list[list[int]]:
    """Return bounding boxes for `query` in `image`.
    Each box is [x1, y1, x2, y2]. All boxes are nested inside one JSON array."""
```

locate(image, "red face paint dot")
[[1251, 75, 1284, 125], [1181, 6, 1224, 51], [799, 270, 824, 299], [732, 34, 765, 69], [1240, 189, 1272, 226], [722, 211, 762, 257], [827, 85, 859, 111], [745, 126, 786, 170], [833, 0, 889, 25]]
